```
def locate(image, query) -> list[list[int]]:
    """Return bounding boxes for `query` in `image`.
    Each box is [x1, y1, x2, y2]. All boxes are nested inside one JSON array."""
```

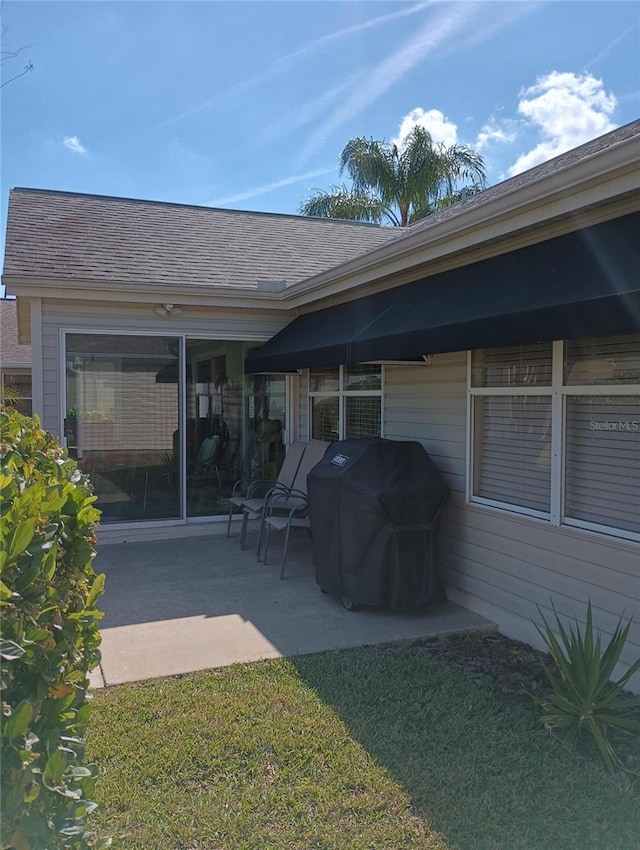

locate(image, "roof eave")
[[1, 274, 293, 310]]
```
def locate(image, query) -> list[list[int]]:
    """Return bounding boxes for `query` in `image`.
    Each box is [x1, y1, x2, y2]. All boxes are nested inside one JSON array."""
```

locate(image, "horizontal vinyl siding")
[[383, 352, 639, 683], [385, 356, 467, 499], [39, 298, 290, 438]]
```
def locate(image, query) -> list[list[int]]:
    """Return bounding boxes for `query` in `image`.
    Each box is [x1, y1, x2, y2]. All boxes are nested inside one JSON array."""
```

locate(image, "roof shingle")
[[2, 190, 398, 290]]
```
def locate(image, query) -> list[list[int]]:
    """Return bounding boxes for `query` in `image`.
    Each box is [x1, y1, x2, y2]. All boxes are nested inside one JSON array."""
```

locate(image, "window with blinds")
[[565, 334, 640, 385], [565, 396, 640, 534], [308, 365, 383, 442], [472, 342, 553, 388], [473, 395, 552, 512], [470, 332, 640, 541]]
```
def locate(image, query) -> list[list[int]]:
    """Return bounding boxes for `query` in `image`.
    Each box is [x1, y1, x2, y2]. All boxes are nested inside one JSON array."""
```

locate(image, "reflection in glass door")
[[184, 340, 287, 517], [65, 334, 181, 523], [245, 375, 286, 480]]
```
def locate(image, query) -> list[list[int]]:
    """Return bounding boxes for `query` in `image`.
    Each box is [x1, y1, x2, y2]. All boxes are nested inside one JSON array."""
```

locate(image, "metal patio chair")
[[225, 440, 306, 539]]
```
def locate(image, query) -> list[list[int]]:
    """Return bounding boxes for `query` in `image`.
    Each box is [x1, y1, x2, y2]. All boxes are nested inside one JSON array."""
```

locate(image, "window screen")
[[345, 396, 381, 438]]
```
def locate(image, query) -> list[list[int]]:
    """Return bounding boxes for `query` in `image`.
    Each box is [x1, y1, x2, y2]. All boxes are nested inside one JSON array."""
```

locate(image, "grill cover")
[[307, 438, 449, 610]]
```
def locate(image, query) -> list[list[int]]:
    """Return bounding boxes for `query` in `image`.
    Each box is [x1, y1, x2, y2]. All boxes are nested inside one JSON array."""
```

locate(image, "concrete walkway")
[[91, 526, 494, 687]]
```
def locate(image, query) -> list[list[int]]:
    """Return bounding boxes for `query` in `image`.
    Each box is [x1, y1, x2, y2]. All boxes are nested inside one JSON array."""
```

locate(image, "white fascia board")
[[281, 135, 640, 311], [1, 276, 290, 311]]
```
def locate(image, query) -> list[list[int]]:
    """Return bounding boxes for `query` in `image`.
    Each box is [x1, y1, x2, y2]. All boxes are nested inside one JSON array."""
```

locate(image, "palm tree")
[[299, 127, 486, 227]]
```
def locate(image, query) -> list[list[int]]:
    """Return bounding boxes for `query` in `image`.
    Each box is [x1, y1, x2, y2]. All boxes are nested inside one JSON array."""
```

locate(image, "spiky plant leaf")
[[531, 599, 640, 773]]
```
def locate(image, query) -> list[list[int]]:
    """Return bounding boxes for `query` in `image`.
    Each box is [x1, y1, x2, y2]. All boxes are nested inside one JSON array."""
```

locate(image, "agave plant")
[[532, 600, 640, 771]]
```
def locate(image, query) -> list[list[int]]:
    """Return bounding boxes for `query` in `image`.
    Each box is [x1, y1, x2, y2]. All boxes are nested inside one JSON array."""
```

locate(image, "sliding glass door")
[[184, 342, 287, 517], [65, 333, 288, 524], [65, 334, 181, 523]]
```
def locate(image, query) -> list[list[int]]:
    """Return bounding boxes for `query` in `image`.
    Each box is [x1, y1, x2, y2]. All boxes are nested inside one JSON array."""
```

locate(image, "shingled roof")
[[3, 189, 398, 290], [0, 298, 31, 367]]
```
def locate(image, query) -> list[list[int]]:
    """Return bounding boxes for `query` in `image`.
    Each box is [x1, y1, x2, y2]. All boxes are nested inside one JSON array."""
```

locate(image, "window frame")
[[1, 369, 32, 416], [307, 365, 384, 442], [467, 337, 640, 544]]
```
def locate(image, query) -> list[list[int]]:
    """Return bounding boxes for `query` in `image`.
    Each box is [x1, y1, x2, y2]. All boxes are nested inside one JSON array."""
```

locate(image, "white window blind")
[[473, 395, 552, 512], [472, 342, 553, 388], [565, 333, 640, 385], [565, 396, 640, 534]]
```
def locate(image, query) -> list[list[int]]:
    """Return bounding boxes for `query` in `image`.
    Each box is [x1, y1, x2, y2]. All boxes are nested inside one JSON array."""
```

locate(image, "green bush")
[[0, 408, 109, 849], [532, 600, 640, 772]]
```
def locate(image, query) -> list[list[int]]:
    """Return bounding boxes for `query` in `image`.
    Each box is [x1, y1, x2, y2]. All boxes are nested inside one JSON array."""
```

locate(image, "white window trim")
[[467, 341, 640, 544], [307, 365, 384, 441]]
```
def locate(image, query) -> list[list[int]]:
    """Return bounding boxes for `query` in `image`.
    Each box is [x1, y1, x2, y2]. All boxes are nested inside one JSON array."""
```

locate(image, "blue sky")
[[1, 0, 639, 263]]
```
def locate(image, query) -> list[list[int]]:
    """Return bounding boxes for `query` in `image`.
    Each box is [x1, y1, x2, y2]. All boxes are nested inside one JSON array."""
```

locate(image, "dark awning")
[[245, 211, 640, 373]]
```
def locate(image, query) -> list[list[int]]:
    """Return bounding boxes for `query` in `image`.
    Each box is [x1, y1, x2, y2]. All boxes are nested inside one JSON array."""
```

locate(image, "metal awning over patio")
[[245, 211, 640, 372]]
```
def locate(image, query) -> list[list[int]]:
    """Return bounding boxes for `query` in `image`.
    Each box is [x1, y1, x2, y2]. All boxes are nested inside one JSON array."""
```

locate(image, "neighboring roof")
[[2, 189, 397, 290], [0, 298, 31, 368]]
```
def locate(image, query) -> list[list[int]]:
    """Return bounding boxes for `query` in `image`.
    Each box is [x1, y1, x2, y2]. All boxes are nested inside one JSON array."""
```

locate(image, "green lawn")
[[86, 646, 640, 850]]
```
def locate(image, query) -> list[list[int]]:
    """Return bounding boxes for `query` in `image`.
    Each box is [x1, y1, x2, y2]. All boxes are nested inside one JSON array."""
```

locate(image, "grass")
[[86, 645, 640, 850]]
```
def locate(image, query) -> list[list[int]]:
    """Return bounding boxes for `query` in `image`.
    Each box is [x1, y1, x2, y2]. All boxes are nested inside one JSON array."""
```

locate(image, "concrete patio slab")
[[93, 526, 495, 686]]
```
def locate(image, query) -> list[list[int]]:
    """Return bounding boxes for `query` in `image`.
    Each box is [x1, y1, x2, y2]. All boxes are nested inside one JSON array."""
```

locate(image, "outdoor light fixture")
[[153, 303, 183, 318]]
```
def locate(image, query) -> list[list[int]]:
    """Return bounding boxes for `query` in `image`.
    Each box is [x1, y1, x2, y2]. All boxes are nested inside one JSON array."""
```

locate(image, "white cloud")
[[391, 108, 459, 149], [63, 136, 87, 154], [475, 118, 517, 151], [507, 71, 617, 176], [207, 167, 335, 206], [275, 1, 434, 70]]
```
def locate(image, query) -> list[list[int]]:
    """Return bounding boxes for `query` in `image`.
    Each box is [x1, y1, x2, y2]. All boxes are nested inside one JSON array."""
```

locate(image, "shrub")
[[532, 599, 640, 772], [0, 408, 109, 849]]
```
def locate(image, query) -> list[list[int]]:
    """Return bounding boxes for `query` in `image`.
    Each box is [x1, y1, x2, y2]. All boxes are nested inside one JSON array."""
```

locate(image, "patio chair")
[[260, 496, 311, 579], [252, 438, 329, 563], [226, 440, 306, 539], [238, 439, 328, 551]]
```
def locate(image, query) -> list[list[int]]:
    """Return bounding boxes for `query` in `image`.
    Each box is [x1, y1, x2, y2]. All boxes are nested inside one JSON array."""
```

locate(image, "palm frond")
[[298, 186, 393, 225], [300, 128, 487, 227]]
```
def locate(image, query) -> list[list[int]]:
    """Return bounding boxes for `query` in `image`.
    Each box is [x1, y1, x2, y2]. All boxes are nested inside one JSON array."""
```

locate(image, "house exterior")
[[0, 297, 32, 415], [3, 120, 639, 680]]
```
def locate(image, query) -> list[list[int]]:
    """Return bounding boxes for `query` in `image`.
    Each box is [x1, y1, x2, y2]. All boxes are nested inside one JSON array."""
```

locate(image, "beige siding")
[[40, 298, 290, 438], [383, 353, 640, 683]]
